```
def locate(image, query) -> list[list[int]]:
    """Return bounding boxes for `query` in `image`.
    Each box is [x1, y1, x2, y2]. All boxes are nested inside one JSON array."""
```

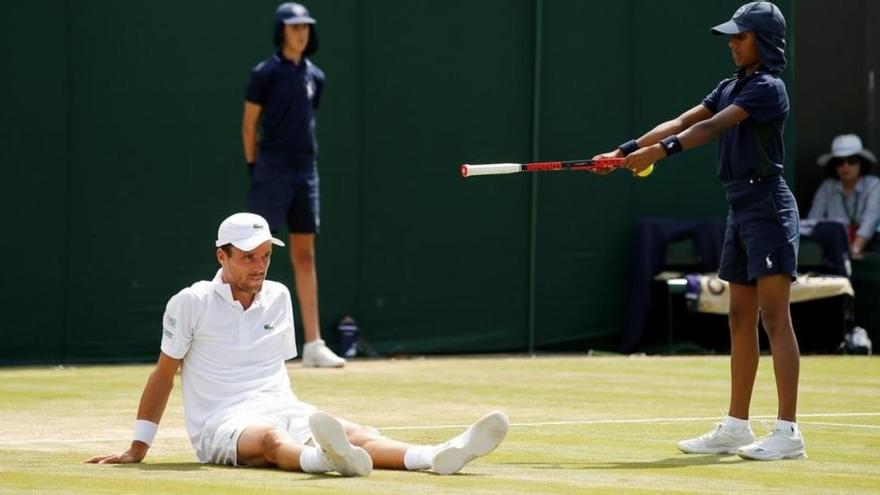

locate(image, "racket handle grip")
[[461, 163, 522, 177]]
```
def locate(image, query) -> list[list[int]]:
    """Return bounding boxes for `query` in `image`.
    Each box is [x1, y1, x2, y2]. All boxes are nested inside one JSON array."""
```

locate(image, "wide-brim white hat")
[[817, 134, 877, 166]]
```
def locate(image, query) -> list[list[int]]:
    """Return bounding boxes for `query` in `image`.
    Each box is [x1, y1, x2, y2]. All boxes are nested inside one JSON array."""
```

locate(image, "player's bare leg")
[[290, 233, 345, 367], [756, 274, 799, 421], [338, 418, 409, 469], [237, 422, 371, 476], [236, 425, 306, 470], [727, 282, 760, 420], [338, 412, 509, 474]]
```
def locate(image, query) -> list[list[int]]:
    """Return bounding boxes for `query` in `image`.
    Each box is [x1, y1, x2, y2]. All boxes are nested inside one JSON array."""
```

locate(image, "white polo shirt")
[[160, 269, 298, 450]]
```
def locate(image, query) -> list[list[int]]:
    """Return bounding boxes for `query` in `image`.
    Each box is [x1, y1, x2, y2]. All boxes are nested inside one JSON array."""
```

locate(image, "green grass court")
[[1, 356, 878, 494]]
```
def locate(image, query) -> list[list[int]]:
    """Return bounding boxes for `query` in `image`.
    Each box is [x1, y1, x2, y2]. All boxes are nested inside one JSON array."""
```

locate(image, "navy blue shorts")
[[248, 156, 320, 234], [719, 175, 799, 285]]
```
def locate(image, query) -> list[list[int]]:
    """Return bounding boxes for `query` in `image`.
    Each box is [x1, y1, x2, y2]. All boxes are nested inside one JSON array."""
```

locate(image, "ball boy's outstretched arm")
[[594, 104, 713, 162], [85, 353, 181, 464], [632, 104, 716, 152], [626, 104, 750, 172], [596, 104, 751, 175]]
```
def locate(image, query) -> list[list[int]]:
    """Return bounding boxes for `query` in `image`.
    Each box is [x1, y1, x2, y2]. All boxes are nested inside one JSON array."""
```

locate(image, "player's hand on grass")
[[85, 442, 148, 464]]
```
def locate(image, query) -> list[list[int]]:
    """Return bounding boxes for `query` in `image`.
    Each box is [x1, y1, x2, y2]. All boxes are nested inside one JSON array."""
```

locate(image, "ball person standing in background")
[[242, 3, 344, 367]]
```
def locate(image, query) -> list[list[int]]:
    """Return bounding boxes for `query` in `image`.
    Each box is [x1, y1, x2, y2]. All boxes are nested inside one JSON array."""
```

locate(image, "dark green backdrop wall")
[[0, 0, 793, 363]]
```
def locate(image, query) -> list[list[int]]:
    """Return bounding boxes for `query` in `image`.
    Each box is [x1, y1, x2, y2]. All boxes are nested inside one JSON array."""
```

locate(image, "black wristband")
[[658, 136, 682, 157], [618, 139, 640, 157], [246, 162, 255, 177]]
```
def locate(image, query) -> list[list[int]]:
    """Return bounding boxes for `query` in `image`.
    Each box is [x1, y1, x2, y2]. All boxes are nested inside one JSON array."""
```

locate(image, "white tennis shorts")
[[196, 399, 318, 465]]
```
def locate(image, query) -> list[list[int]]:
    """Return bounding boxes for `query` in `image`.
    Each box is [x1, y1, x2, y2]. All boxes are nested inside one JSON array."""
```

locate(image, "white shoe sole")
[[302, 359, 346, 368], [737, 449, 807, 461], [431, 411, 509, 475], [677, 441, 752, 455], [308, 412, 372, 476], [678, 445, 739, 455]]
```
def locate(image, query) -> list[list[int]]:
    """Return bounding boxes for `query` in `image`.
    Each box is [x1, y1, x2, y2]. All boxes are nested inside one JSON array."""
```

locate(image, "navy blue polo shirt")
[[245, 52, 325, 160], [702, 70, 788, 183]]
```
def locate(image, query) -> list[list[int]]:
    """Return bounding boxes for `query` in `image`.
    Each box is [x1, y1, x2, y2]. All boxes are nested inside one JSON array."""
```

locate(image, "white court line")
[[2, 412, 878, 446], [799, 421, 880, 430], [379, 412, 880, 431], [0, 436, 146, 446]]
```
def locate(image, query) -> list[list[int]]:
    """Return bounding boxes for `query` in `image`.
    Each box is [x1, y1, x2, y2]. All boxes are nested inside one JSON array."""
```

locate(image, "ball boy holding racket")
[[595, 2, 806, 460]]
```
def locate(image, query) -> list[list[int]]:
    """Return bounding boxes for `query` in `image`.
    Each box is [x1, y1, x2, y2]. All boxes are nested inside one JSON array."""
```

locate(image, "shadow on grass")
[[111, 462, 473, 480], [111, 463, 206, 472], [112, 463, 330, 479], [508, 454, 745, 470]]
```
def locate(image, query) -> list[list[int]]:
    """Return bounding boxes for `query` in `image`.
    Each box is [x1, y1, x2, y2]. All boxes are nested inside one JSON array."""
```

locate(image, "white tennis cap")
[[215, 213, 285, 251]]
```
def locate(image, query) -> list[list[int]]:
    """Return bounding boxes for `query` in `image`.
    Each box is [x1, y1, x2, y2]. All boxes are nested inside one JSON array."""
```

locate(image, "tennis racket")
[[461, 158, 653, 178]]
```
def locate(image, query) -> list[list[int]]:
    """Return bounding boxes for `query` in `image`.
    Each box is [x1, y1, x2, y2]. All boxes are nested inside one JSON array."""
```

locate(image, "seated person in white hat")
[[86, 212, 509, 477], [808, 134, 880, 258]]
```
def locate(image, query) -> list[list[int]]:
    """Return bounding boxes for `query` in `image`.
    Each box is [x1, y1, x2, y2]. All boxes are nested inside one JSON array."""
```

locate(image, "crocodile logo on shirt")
[[264, 324, 275, 330]]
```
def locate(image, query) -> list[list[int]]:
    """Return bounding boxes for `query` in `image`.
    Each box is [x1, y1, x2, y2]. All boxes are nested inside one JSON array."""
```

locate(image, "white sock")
[[299, 446, 331, 473], [722, 415, 750, 430], [403, 445, 436, 471], [776, 419, 798, 434]]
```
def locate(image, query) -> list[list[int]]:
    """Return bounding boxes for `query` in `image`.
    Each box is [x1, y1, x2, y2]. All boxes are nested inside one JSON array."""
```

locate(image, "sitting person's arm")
[[85, 352, 181, 463]]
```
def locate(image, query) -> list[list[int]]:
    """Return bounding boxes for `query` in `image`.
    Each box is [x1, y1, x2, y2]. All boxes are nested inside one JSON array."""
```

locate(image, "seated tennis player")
[[86, 213, 509, 476]]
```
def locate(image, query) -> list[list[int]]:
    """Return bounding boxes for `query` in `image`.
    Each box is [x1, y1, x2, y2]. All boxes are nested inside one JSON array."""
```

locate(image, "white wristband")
[[133, 419, 158, 447]]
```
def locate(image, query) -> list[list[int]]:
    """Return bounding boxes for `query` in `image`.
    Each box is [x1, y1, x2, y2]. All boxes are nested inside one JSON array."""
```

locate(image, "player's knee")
[[360, 424, 381, 437], [261, 428, 290, 462], [347, 424, 382, 444]]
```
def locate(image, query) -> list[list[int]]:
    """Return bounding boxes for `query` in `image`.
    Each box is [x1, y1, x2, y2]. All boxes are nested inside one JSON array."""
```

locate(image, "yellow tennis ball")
[[635, 163, 654, 178]]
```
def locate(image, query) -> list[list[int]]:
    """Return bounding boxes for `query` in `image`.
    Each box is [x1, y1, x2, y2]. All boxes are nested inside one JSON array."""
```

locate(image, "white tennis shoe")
[[302, 339, 346, 368], [308, 412, 372, 476], [431, 411, 510, 475], [677, 422, 756, 454], [737, 423, 807, 460]]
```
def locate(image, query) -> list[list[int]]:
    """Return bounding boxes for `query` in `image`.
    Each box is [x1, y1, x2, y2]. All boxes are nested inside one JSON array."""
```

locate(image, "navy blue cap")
[[275, 2, 316, 25], [273, 2, 319, 55], [711, 2, 787, 74], [711, 2, 785, 37]]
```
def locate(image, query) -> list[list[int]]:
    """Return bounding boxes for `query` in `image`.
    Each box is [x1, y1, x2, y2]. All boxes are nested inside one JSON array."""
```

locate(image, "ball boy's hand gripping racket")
[[461, 158, 653, 178]]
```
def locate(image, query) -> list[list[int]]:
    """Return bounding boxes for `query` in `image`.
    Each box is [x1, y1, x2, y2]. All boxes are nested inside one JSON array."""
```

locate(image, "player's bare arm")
[[85, 352, 181, 464], [623, 104, 750, 173], [242, 101, 263, 165]]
